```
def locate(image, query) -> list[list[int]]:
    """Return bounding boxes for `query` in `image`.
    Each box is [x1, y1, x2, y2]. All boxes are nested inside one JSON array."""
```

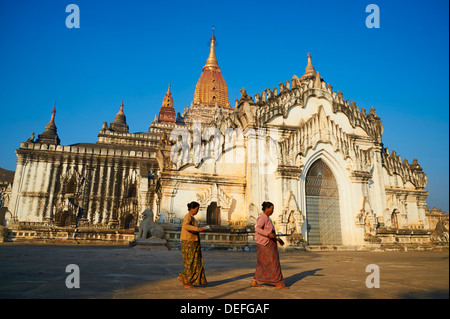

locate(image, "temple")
[[1, 29, 444, 249]]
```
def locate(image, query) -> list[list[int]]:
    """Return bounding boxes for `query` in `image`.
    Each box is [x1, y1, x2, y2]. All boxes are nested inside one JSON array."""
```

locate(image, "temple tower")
[[36, 105, 60, 145], [158, 84, 176, 124]]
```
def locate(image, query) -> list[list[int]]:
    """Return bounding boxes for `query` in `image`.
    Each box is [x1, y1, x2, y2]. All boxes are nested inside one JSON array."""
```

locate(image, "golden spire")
[[159, 83, 176, 124], [193, 28, 230, 108], [162, 83, 174, 108], [203, 26, 220, 71]]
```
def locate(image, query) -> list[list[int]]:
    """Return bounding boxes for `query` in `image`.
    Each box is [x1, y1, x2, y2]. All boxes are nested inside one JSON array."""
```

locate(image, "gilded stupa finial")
[[203, 26, 219, 71], [211, 25, 216, 41]]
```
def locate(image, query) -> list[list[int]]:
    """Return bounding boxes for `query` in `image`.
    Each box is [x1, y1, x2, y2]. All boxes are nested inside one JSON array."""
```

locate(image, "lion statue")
[[431, 219, 449, 243], [138, 209, 165, 240]]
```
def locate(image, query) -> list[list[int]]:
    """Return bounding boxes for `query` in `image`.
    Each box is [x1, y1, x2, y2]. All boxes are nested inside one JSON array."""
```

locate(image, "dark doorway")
[[391, 210, 399, 229], [207, 202, 220, 225], [124, 214, 135, 229], [65, 178, 76, 194], [59, 211, 72, 227]]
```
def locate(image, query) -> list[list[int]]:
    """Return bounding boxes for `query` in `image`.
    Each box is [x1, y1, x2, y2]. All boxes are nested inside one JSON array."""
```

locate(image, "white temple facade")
[[3, 32, 431, 248]]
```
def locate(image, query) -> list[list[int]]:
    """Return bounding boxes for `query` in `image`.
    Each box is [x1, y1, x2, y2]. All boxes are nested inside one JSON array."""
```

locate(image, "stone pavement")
[[0, 243, 448, 299]]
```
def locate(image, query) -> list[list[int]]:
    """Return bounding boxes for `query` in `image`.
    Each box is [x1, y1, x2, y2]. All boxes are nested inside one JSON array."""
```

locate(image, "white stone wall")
[[9, 142, 157, 228]]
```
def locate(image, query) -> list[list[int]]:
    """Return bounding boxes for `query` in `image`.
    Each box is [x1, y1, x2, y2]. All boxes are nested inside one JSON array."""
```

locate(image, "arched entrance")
[[391, 209, 399, 229], [207, 202, 220, 225], [59, 211, 73, 227], [123, 214, 135, 229], [305, 159, 342, 245]]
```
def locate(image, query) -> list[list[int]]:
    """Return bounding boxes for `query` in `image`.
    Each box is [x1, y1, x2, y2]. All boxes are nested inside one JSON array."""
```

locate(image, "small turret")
[[110, 100, 129, 133], [158, 84, 176, 124], [36, 104, 61, 145]]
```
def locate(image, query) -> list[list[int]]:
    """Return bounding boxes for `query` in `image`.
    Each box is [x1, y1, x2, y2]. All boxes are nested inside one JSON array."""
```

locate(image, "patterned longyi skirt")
[[179, 240, 207, 286], [254, 238, 285, 285]]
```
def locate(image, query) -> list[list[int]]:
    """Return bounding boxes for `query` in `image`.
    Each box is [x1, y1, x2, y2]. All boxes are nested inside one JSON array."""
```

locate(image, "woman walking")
[[178, 201, 207, 289], [251, 201, 288, 289]]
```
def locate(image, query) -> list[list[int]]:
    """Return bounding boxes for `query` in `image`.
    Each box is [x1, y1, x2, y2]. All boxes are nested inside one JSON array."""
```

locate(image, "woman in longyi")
[[177, 201, 207, 289], [250, 201, 289, 289]]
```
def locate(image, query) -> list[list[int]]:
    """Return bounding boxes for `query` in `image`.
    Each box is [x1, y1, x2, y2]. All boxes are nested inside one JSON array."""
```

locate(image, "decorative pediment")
[[279, 105, 373, 176], [196, 183, 233, 209]]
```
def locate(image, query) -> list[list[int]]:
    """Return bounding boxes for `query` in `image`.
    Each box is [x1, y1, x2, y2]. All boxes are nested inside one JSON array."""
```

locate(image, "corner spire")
[[36, 103, 60, 145], [158, 83, 176, 124], [110, 100, 129, 133], [314, 71, 321, 89], [301, 52, 316, 80], [162, 83, 174, 108]]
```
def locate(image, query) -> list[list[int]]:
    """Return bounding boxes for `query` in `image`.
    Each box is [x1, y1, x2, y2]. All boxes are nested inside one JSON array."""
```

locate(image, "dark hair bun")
[[187, 201, 200, 210], [261, 201, 274, 211]]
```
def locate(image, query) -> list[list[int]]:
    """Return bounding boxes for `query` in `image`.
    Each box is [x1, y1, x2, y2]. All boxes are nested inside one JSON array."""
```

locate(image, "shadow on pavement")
[[284, 268, 324, 287], [207, 273, 254, 287]]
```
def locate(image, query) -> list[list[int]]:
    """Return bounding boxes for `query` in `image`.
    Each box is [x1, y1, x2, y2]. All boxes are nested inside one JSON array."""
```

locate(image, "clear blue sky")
[[0, 0, 448, 211]]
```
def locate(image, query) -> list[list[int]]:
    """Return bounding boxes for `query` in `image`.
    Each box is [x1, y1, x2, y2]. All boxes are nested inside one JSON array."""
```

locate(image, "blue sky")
[[0, 0, 448, 211]]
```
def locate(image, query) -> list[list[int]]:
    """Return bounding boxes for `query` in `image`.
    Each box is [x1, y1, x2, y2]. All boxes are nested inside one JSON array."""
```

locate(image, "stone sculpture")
[[138, 208, 165, 240], [135, 209, 168, 250], [431, 220, 449, 243]]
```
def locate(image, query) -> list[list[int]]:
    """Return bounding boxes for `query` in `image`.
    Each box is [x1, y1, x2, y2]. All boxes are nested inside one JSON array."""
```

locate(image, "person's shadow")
[[284, 268, 323, 287], [207, 273, 254, 287], [207, 269, 323, 289]]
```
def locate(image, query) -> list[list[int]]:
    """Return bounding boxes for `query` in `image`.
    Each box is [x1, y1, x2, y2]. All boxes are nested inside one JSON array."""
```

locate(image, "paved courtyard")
[[0, 244, 448, 300]]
